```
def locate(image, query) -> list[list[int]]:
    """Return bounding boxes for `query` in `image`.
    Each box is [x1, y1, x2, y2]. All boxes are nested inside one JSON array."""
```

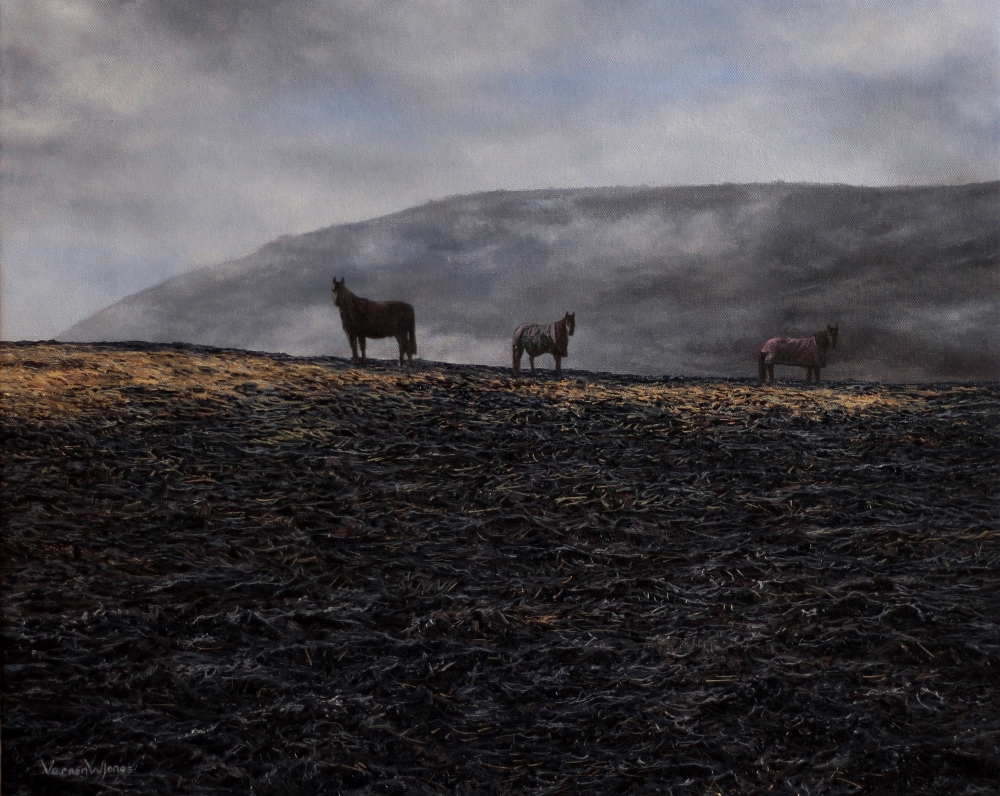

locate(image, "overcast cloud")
[[2, 0, 998, 340]]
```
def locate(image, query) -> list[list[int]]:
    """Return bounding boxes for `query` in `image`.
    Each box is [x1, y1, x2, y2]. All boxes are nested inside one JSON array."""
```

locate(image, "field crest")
[[3, 342, 998, 794]]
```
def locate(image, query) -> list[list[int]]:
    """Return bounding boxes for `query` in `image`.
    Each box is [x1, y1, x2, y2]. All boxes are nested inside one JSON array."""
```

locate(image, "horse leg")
[[554, 354, 561, 375], [396, 334, 405, 365], [512, 343, 521, 375], [529, 355, 535, 374], [758, 353, 767, 385], [815, 367, 821, 384], [767, 364, 774, 384], [359, 336, 367, 363], [348, 335, 359, 364]]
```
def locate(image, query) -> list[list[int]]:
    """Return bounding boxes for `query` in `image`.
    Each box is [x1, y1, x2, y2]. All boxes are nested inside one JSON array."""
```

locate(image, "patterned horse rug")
[[512, 312, 575, 375]]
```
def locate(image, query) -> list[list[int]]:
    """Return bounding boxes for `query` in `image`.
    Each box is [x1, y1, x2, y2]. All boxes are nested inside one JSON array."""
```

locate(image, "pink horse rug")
[[760, 336, 827, 368]]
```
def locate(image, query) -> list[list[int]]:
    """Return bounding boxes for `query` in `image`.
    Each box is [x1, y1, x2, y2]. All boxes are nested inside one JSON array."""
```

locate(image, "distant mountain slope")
[[61, 182, 999, 381]]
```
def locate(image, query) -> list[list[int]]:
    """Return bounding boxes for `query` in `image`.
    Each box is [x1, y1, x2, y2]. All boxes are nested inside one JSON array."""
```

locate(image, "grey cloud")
[[2, 0, 998, 340], [798, 57, 998, 183]]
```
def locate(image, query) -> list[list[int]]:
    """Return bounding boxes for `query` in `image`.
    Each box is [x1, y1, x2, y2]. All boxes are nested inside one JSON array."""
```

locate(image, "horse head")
[[815, 324, 839, 353], [332, 277, 346, 308], [565, 312, 576, 336]]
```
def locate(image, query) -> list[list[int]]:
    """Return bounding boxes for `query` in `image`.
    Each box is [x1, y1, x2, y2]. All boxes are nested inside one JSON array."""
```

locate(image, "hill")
[[3, 342, 999, 793], [60, 182, 1000, 381]]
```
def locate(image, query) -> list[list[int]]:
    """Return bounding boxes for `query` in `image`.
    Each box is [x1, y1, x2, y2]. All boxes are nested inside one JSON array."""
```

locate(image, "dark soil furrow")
[[2, 341, 998, 795]]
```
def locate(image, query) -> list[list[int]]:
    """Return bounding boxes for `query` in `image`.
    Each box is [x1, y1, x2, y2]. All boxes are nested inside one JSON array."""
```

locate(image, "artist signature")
[[41, 760, 135, 778]]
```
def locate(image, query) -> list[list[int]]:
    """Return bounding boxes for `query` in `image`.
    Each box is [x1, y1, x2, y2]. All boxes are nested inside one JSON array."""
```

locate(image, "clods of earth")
[[2, 342, 998, 795]]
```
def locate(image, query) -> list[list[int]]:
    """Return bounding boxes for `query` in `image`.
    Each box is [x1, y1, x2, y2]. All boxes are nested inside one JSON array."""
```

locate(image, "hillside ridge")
[[60, 181, 1000, 382]]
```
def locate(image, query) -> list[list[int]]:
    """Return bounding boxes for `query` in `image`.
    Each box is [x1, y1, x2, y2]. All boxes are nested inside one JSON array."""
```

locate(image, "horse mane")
[[333, 279, 381, 334], [552, 312, 575, 357], [333, 280, 358, 326]]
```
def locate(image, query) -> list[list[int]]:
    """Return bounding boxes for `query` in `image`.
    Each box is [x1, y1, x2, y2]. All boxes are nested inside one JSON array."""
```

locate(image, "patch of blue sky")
[[503, 68, 605, 108], [830, 69, 891, 96], [711, 62, 753, 88], [279, 84, 418, 141], [504, 60, 754, 109]]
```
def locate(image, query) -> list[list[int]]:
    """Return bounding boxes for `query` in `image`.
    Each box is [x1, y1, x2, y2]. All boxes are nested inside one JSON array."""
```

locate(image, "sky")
[[2, 0, 998, 341]]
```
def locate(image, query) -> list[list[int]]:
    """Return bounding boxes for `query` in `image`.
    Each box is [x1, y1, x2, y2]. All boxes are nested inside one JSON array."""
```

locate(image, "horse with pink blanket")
[[759, 325, 838, 384]]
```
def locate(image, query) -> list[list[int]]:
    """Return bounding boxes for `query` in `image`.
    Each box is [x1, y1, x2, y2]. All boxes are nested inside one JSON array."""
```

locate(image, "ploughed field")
[[2, 342, 998, 795]]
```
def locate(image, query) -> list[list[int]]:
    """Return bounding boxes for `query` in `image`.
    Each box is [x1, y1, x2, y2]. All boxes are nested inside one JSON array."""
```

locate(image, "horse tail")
[[512, 328, 524, 372], [407, 311, 417, 356]]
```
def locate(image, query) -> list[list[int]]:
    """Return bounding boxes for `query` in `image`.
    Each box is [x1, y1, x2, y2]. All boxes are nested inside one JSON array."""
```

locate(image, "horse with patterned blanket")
[[332, 278, 417, 365], [758, 324, 838, 385], [512, 312, 575, 375]]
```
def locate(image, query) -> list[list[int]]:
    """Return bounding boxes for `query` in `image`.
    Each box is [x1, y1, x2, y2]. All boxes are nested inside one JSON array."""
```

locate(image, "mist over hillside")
[[61, 182, 999, 381]]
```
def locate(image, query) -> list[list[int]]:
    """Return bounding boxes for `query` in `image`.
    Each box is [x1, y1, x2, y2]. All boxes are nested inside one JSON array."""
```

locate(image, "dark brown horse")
[[332, 278, 417, 364], [512, 312, 575, 375], [759, 324, 838, 384]]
